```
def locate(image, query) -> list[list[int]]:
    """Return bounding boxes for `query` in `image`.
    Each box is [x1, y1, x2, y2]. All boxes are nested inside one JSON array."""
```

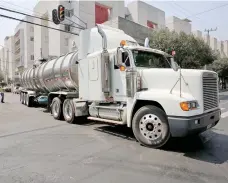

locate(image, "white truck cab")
[[78, 24, 220, 148]]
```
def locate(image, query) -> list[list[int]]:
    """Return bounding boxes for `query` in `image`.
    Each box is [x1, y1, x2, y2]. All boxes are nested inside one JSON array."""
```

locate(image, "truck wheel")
[[23, 94, 26, 105], [27, 96, 33, 107], [63, 99, 75, 123], [20, 93, 24, 104], [51, 97, 63, 120], [132, 105, 170, 148], [25, 94, 28, 106]]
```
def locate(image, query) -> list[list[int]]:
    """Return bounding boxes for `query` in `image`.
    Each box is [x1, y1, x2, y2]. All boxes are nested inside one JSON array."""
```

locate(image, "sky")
[[0, 0, 228, 46]]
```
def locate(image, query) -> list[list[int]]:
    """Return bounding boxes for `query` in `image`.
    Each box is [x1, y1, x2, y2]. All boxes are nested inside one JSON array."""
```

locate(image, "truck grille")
[[203, 74, 218, 111]]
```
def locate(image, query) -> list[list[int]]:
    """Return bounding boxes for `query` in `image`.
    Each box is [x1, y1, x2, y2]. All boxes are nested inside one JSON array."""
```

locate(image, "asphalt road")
[[0, 93, 228, 183]]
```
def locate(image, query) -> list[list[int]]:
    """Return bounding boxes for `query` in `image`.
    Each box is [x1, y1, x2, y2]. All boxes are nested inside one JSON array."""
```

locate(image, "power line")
[[166, 3, 228, 26], [0, 13, 79, 36], [0, 0, 86, 29], [186, 3, 228, 19], [0, 6, 84, 31]]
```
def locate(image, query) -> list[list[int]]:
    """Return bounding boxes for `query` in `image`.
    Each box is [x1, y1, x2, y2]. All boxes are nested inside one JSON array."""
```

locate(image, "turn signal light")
[[180, 102, 190, 111], [180, 101, 198, 111]]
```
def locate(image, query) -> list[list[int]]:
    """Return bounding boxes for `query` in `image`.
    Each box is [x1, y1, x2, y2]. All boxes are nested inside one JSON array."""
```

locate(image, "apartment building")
[[193, 30, 203, 39], [224, 41, 228, 57], [0, 48, 4, 72], [4, 36, 15, 82], [126, 1, 165, 29], [14, 16, 34, 75], [210, 37, 218, 51], [166, 16, 192, 35], [33, 0, 125, 59]]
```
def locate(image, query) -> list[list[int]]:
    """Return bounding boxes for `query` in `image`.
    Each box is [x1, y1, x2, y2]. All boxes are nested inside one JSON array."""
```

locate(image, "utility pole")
[[204, 27, 217, 70], [204, 27, 217, 45]]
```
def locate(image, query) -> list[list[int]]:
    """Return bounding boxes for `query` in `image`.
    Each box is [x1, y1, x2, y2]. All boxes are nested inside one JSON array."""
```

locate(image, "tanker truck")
[[20, 24, 221, 148]]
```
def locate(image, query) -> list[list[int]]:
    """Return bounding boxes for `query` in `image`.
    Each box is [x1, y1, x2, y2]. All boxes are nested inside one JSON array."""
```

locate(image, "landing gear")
[[132, 105, 170, 148]]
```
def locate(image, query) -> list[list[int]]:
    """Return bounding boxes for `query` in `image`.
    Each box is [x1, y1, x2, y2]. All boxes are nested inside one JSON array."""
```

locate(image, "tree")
[[211, 58, 228, 89], [149, 29, 217, 69]]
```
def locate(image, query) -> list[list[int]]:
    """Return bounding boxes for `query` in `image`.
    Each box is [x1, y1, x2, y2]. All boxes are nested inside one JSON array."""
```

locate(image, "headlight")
[[180, 101, 198, 111]]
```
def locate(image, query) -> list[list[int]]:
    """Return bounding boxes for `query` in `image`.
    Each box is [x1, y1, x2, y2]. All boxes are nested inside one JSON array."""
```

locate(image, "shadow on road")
[[95, 125, 228, 164]]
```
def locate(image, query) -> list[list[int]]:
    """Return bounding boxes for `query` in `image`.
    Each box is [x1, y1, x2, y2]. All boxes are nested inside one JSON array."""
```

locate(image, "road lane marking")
[[221, 111, 228, 118]]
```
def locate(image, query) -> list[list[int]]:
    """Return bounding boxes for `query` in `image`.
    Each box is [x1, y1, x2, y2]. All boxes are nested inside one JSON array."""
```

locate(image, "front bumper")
[[168, 109, 221, 137]]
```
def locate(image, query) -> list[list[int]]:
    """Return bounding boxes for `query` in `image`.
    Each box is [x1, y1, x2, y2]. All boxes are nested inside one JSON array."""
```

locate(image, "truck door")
[[113, 51, 131, 100]]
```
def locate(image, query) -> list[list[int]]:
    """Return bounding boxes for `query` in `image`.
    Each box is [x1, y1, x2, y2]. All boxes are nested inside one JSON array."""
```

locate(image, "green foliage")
[[211, 58, 228, 78], [149, 29, 217, 69]]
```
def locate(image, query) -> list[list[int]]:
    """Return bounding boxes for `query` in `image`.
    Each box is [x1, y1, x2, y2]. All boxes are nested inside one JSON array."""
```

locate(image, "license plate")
[[207, 124, 213, 129]]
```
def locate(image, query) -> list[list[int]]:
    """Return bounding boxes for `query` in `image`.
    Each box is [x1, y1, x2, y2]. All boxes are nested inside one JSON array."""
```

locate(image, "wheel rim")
[[52, 101, 59, 117], [64, 101, 73, 120], [139, 114, 163, 141]]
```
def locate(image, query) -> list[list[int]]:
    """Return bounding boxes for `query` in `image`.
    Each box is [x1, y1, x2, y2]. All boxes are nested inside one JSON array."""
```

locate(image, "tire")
[[132, 105, 170, 148], [63, 99, 75, 124], [20, 93, 23, 104], [23, 93, 26, 105], [25, 94, 28, 106], [51, 97, 63, 120], [27, 96, 33, 107]]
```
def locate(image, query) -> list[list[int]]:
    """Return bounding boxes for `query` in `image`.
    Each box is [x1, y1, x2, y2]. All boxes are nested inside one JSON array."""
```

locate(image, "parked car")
[[14, 86, 20, 94], [3, 86, 11, 92]]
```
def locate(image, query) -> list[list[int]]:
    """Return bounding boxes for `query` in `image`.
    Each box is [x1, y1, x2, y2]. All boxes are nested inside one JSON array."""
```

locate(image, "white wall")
[[127, 1, 165, 29], [224, 41, 228, 57], [193, 30, 202, 39], [210, 37, 217, 51], [14, 16, 34, 70], [4, 36, 14, 81], [166, 16, 191, 34], [0, 48, 4, 72]]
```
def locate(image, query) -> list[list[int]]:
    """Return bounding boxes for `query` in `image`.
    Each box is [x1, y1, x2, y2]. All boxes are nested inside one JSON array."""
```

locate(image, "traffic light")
[[52, 9, 60, 25], [58, 5, 65, 22]]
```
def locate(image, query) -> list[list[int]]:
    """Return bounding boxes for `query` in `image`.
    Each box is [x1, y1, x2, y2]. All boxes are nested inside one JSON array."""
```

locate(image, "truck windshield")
[[132, 50, 171, 68]]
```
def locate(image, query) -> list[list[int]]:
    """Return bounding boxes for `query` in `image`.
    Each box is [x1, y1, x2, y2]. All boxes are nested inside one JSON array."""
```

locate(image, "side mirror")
[[171, 58, 179, 72], [116, 48, 123, 66]]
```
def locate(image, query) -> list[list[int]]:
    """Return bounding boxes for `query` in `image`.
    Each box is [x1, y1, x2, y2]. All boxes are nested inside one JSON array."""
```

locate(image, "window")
[[122, 52, 130, 67], [30, 37, 34, 41], [132, 50, 171, 68], [147, 20, 157, 29], [31, 55, 34, 60]]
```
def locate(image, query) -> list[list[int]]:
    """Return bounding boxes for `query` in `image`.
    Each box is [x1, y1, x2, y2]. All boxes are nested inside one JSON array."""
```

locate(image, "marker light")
[[120, 40, 127, 47], [119, 65, 126, 71]]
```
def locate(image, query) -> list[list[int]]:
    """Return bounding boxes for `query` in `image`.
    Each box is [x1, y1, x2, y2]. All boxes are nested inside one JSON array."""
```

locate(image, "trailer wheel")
[[20, 93, 23, 104], [132, 105, 170, 148], [27, 96, 33, 107], [63, 99, 75, 123], [23, 93, 26, 105], [51, 97, 63, 120]]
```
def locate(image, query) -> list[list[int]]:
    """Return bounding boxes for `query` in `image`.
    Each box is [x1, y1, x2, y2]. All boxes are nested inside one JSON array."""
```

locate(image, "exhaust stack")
[[96, 24, 111, 96]]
